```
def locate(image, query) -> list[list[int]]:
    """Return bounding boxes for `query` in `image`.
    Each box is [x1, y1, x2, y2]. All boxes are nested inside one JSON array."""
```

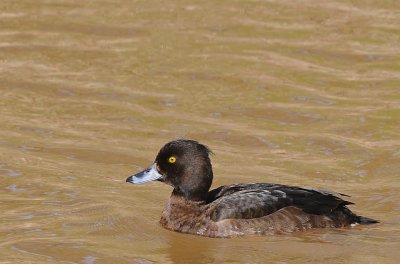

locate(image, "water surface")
[[1, 0, 400, 263]]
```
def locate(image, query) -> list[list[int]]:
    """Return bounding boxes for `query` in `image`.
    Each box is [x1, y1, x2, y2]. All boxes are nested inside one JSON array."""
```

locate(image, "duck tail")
[[339, 206, 379, 225], [357, 215, 379, 225]]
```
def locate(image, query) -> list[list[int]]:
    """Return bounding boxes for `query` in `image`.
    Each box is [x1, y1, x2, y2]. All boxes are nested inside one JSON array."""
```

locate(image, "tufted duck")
[[126, 139, 378, 238]]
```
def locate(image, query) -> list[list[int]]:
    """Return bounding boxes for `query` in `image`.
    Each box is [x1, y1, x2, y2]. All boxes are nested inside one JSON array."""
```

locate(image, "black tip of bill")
[[126, 163, 162, 184]]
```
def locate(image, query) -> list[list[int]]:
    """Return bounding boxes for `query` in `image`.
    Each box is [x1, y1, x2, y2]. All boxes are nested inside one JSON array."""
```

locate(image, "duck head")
[[126, 139, 213, 201]]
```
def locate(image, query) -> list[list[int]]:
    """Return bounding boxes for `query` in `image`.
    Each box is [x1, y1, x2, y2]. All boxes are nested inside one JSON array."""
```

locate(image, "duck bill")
[[126, 163, 163, 184]]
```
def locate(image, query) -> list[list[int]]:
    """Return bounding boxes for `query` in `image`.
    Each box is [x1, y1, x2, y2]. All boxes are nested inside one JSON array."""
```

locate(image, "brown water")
[[1, 0, 400, 263]]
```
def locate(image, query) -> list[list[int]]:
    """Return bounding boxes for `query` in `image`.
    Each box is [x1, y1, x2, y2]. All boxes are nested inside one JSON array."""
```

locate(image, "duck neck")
[[172, 187, 208, 202]]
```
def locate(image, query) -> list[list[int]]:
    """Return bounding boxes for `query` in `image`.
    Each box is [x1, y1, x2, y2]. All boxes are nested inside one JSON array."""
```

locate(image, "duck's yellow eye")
[[168, 156, 176, 163]]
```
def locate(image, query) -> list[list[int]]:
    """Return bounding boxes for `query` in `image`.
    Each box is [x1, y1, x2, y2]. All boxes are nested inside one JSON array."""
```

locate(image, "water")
[[1, 0, 399, 263]]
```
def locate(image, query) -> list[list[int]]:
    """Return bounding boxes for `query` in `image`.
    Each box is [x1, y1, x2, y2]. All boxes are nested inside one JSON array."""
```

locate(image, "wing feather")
[[205, 183, 352, 221]]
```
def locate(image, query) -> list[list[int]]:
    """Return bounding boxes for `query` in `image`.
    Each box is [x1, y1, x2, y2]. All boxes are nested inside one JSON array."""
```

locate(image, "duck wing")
[[205, 183, 353, 221]]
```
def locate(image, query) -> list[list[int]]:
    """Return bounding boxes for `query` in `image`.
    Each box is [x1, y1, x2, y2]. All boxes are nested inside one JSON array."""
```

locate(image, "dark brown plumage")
[[126, 139, 378, 238]]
